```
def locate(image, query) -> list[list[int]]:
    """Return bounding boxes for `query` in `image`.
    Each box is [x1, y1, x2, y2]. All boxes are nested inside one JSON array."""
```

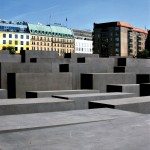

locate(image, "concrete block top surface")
[[108, 84, 139, 86], [53, 92, 134, 98], [0, 98, 72, 105], [140, 83, 150, 85], [0, 89, 7, 91], [84, 73, 134, 75], [91, 96, 150, 105], [0, 108, 139, 133], [0, 110, 149, 150], [28, 90, 99, 93]]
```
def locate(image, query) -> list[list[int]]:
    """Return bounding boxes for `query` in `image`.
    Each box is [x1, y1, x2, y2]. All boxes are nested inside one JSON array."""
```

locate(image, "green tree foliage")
[[137, 49, 149, 58], [2, 46, 16, 54], [2, 46, 7, 50]]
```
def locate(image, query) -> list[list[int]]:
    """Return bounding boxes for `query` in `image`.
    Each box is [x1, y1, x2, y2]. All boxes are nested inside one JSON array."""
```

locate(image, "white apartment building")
[[73, 29, 93, 54]]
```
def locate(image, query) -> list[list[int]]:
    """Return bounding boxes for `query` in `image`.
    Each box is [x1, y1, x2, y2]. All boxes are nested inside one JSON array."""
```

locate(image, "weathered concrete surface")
[[0, 51, 21, 62], [89, 96, 150, 114], [64, 53, 99, 59], [0, 110, 149, 150], [7, 73, 73, 98], [21, 50, 59, 62], [81, 73, 136, 92], [0, 62, 53, 89], [53, 92, 136, 109], [26, 90, 99, 98], [0, 89, 7, 99], [0, 108, 139, 133], [107, 84, 140, 96], [114, 66, 150, 74], [117, 58, 150, 67], [0, 97, 75, 115]]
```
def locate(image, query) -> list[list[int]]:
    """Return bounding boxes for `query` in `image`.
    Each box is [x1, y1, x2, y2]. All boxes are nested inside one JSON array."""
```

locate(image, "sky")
[[0, 0, 149, 31]]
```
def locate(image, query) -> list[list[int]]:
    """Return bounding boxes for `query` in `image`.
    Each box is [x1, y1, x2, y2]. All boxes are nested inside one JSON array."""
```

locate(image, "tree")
[[137, 49, 149, 58], [2, 46, 7, 50], [2, 46, 16, 54]]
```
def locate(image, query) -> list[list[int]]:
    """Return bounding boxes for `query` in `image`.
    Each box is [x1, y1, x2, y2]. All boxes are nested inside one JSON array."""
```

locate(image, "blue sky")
[[0, 0, 149, 30]]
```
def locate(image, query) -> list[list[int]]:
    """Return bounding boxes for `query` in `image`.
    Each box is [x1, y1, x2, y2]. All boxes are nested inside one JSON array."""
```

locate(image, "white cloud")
[[9, 5, 58, 21]]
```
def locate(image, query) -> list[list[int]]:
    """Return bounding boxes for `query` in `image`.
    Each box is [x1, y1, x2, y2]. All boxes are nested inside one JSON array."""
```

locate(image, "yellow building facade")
[[0, 23, 30, 53]]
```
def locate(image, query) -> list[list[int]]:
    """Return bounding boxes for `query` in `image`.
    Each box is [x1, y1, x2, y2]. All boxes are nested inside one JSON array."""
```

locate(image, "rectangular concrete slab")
[[81, 73, 136, 92], [89, 96, 150, 114], [0, 53, 21, 62], [21, 50, 59, 62], [0, 112, 148, 150], [7, 72, 73, 98], [0, 97, 75, 115], [0, 108, 139, 133], [0, 89, 7, 99], [107, 84, 140, 96], [53, 92, 136, 109], [26, 90, 100, 98], [0, 62, 53, 89]]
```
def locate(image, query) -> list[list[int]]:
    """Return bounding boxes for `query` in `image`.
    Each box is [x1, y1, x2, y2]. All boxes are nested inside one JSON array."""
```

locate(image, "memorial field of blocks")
[[0, 50, 150, 149]]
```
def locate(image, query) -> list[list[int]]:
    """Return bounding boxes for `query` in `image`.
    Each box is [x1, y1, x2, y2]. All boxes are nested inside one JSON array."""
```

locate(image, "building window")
[[15, 41, 18, 45], [115, 27, 120, 30], [15, 47, 18, 51], [115, 32, 119, 36], [9, 40, 12, 44], [21, 35, 24, 39], [21, 41, 24, 45], [115, 43, 119, 47], [15, 34, 18, 39], [3, 40, 6, 44], [26, 47, 29, 50], [115, 37, 119, 42], [3, 34, 6, 38], [26, 41, 29, 45], [26, 35, 29, 39], [9, 34, 12, 38]]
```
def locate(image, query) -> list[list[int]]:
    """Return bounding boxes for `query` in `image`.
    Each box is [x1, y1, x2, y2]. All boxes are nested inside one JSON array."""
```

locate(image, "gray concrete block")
[[126, 58, 150, 67], [53, 92, 136, 109], [21, 50, 59, 62], [0, 97, 75, 115], [107, 84, 140, 96], [117, 58, 150, 67], [0, 62, 53, 89], [69, 62, 115, 89], [81, 73, 136, 92], [89, 96, 150, 114], [0, 53, 21, 62], [30, 57, 75, 64], [26, 90, 100, 98], [0, 89, 7, 99], [0, 108, 139, 133], [114, 66, 150, 74], [64, 53, 99, 58], [0, 110, 148, 150], [7, 73, 72, 98]]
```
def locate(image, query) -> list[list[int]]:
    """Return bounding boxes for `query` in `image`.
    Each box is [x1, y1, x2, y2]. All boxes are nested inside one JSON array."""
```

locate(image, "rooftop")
[[28, 23, 74, 38], [94, 21, 148, 34]]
